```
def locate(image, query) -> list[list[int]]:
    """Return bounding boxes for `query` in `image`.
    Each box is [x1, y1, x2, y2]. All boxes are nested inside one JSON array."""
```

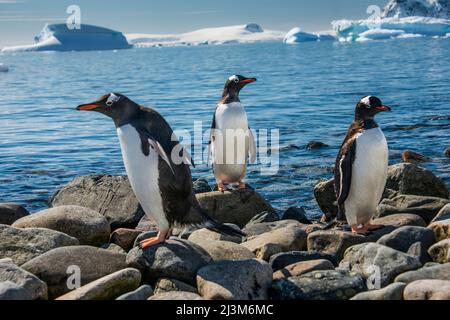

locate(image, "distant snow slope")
[[382, 0, 449, 19]]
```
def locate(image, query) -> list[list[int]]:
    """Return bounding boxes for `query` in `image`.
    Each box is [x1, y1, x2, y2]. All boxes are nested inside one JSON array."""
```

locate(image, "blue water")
[[0, 40, 449, 218]]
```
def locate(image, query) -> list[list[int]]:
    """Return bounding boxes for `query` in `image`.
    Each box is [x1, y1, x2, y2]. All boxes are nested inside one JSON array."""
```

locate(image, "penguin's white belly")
[[213, 103, 249, 183], [116, 124, 169, 230], [345, 127, 388, 226]]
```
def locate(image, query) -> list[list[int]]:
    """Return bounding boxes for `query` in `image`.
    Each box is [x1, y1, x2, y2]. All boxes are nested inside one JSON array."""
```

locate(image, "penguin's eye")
[[233, 78, 239, 83], [106, 93, 120, 106]]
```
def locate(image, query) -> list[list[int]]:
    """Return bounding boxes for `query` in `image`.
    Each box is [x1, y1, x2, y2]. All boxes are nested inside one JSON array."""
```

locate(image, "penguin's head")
[[221, 75, 256, 103], [77, 93, 138, 122], [355, 96, 391, 119]]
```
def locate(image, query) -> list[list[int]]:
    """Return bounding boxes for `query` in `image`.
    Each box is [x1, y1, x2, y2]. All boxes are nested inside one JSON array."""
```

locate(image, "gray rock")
[[273, 259, 334, 280], [269, 251, 338, 271], [0, 261, 48, 300], [313, 179, 337, 221], [193, 178, 212, 194], [116, 285, 153, 300], [271, 269, 366, 300], [135, 215, 158, 232], [246, 211, 280, 224], [428, 219, 450, 242], [133, 230, 159, 247], [243, 220, 303, 237], [189, 239, 256, 262], [377, 195, 449, 223], [12, 205, 110, 246], [432, 204, 450, 223], [428, 239, 450, 263], [196, 190, 276, 228], [404, 280, 450, 300], [100, 243, 127, 255], [110, 228, 143, 251], [126, 239, 212, 285], [149, 291, 204, 300], [372, 214, 427, 228], [350, 282, 406, 300], [21, 246, 126, 299], [154, 278, 197, 295], [188, 226, 243, 244], [281, 207, 311, 224], [50, 175, 144, 229], [340, 243, 422, 287], [376, 226, 436, 253], [0, 204, 29, 225], [197, 259, 272, 300], [407, 241, 432, 265], [395, 263, 450, 283], [0, 224, 79, 265], [56, 268, 141, 300]]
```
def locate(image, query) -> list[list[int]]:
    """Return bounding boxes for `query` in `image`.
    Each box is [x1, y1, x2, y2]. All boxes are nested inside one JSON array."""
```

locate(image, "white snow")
[[0, 63, 8, 72], [382, 0, 449, 19], [283, 27, 336, 43]]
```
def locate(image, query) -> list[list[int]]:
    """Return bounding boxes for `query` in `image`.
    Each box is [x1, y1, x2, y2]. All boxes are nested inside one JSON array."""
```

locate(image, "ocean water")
[[0, 39, 449, 218]]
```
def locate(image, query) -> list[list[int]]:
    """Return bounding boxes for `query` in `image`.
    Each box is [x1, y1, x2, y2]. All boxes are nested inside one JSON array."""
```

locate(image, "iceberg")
[[283, 27, 336, 43], [2, 23, 131, 53], [0, 63, 8, 72]]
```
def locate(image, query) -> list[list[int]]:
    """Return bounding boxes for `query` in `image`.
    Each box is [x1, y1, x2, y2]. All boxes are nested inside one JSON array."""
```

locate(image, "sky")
[[0, 0, 387, 47]]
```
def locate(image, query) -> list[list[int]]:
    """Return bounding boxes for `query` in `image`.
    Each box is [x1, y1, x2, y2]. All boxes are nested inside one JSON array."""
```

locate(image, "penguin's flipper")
[[148, 138, 175, 174], [248, 127, 257, 164], [207, 111, 217, 166], [181, 145, 195, 167], [335, 137, 356, 205]]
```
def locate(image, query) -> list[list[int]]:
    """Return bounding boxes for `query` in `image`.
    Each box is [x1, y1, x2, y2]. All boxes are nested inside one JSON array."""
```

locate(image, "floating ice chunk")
[[357, 28, 406, 41], [283, 27, 335, 43], [0, 63, 8, 72]]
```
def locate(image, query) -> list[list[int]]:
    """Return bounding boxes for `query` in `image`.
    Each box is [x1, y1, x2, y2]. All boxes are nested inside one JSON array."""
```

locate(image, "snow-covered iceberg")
[[127, 23, 284, 47], [2, 24, 131, 53], [0, 63, 8, 72], [283, 27, 336, 43]]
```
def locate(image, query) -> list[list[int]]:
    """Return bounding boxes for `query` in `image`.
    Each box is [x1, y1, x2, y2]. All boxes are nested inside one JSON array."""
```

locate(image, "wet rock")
[[241, 226, 307, 260], [377, 195, 449, 223], [188, 226, 243, 244], [306, 141, 329, 150], [50, 175, 145, 229], [12, 205, 111, 246], [0, 224, 79, 265], [281, 207, 311, 224], [271, 269, 365, 300], [56, 268, 141, 300], [0, 261, 48, 300], [428, 239, 450, 263], [21, 246, 126, 299], [116, 284, 153, 300], [189, 239, 255, 262], [314, 179, 337, 221], [432, 204, 450, 223], [376, 226, 436, 253], [246, 211, 280, 224], [0, 204, 29, 225], [269, 251, 338, 271], [350, 282, 406, 300], [193, 178, 212, 194], [404, 280, 450, 300], [428, 219, 450, 241], [273, 259, 334, 280], [402, 150, 431, 163], [110, 228, 143, 251], [126, 239, 212, 285], [372, 214, 427, 228], [243, 220, 302, 237], [196, 190, 275, 228], [149, 291, 204, 300], [395, 263, 450, 283], [197, 259, 272, 300], [154, 278, 197, 295], [100, 243, 127, 255], [340, 243, 422, 287]]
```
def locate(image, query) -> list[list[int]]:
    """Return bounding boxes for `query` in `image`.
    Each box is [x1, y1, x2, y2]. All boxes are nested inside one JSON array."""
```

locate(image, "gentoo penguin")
[[334, 96, 391, 235], [209, 75, 257, 192], [77, 93, 244, 248]]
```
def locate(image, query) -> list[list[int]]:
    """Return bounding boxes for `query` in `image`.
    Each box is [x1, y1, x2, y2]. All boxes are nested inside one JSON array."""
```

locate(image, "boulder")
[[149, 291, 204, 300], [281, 207, 311, 224], [372, 214, 426, 228], [273, 259, 334, 280], [110, 228, 143, 251], [269, 251, 338, 271], [270, 269, 365, 300], [306, 141, 329, 150], [12, 205, 110, 246], [243, 220, 303, 237], [428, 219, 450, 241], [395, 263, 450, 283], [401, 150, 431, 163], [56, 268, 141, 300], [126, 239, 212, 285], [340, 243, 422, 287], [154, 278, 197, 295], [376, 226, 436, 253], [188, 227, 243, 244], [197, 259, 272, 300], [193, 178, 212, 194], [406, 241, 432, 265], [100, 243, 127, 255], [196, 190, 275, 228], [0, 261, 47, 300], [246, 211, 280, 224], [313, 179, 337, 221], [432, 204, 450, 223], [241, 226, 307, 260], [50, 175, 144, 229], [116, 284, 153, 300], [0, 224, 79, 265], [133, 230, 159, 247], [135, 215, 158, 232], [0, 204, 29, 225], [377, 195, 449, 223], [428, 239, 450, 263], [404, 280, 450, 300], [445, 148, 450, 158], [350, 282, 406, 300], [21, 246, 126, 299], [188, 239, 255, 262]]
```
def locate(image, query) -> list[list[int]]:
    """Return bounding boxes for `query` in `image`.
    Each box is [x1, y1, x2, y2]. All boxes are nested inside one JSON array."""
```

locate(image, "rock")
[[56, 268, 141, 300], [135, 215, 158, 232], [12, 205, 111, 246], [306, 141, 329, 150], [188, 226, 243, 244], [243, 220, 302, 237], [0, 224, 79, 265], [154, 278, 197, 295], [100, 243, 127, 254], [110, 228, 143, 251], [377, 195, 449, 223], [385, 163, 449, 199], [273, 259, 334, 280], [432, 204, 450, 223], [428, 219, 450, 241], [21, 246, 126, 299], [402, 150, 431, 163], [116, 284, 153, 300], [428, 239, 450, 263], [193, 178, 212, 194], [350, 282, 406, 300], [281, 207, 311, 224], [0, 261, 47, 300], [197, 259, 272, 300], [376, 226, 436, 253], [404, 280, 450, 300], [0, 204, 29, 225], [269, 251, 338, 271], [188, 239, 255, 262], [407, 242, 432, 265], [445, 148, 450, 158], [340, 243, 422, 287], [241, 226, 307, 260], [372, 214, 427, 228], [50, 175, 145, 229], [196, 190, 275, 228], [395, 263, 450, 283], [246, 211, 280, 224], [133, 231, 160, 248], [270, 269, 365, 300], [126, 239, 212, 285], [173, 225, 200, 240], [149, 291, 204, 300], [314, 179, 337, 221]]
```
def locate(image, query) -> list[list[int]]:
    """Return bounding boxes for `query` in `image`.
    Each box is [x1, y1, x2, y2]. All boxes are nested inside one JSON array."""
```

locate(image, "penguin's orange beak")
[[240, 78, 257, 83], [375, 105, 391, 112], [76, 102, 101, 111]]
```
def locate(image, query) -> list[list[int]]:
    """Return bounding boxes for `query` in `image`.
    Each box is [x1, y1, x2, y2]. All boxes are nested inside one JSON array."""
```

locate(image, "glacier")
[[0, 63, 8, 72], [283, 27, 336, 43]]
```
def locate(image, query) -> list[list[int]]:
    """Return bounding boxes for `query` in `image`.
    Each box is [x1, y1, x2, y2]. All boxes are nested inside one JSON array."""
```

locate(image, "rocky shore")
[[1, 162, 449, 300]]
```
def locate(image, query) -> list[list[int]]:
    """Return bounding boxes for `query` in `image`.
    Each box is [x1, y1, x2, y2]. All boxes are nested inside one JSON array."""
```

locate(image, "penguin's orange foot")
[[138, 230, 169, 249], [366, 223, 384, 231], [217, 182, 226, 193], [351, 225, 371, 235]]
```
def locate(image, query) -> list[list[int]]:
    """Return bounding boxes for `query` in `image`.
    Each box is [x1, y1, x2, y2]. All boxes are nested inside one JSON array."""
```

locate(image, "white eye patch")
[[106, 93, 120, 106], [228, 75, 239, 83], [361, 96, 372, 108]]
